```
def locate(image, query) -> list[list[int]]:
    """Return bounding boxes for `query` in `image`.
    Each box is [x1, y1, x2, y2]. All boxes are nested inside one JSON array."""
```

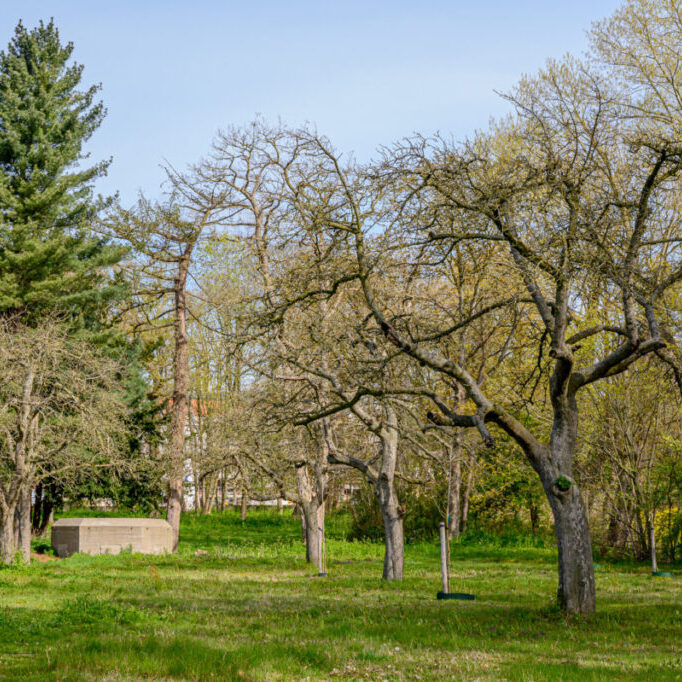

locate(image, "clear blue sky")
[[1, 1, 622, 206]]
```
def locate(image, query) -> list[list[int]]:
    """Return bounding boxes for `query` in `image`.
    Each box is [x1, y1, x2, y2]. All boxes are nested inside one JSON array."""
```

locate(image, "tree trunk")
[[296, 504, 307, 544], [461, 455, 475, 534], [240, 484, 248, 521], [324, 406, 403, 579], [194, 466, 201, 515], [39, 481, 58, 535], [377, 481, 404, 580], [31, 482, 43, 534], [546, 483, 595, 613], [376, 406, 403, 580], [535, 383, 596, 615], [0, 501, 17, 565], [220, 469, 226, 511], [166, 251, 191, 552], [448, 390, 466, 537], [166, 475, 183, 551], [203, 479, 216, 515], [302, 502, 324, 565], [295, 463, 326, 565], [529, 496, 539, 535], [447, 453, 462, 538], [14, 487, 31, 564], [650, 514, 658, 574], [34, 489, 54, 536]]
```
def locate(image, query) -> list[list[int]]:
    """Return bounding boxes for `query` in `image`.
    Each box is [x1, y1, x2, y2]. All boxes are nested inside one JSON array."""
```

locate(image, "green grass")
[[1, 510, 680, 681]]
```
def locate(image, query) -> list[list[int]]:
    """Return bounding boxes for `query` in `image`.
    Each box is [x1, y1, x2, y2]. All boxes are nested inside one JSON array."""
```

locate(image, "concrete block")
[[51, 517, 172, 558]]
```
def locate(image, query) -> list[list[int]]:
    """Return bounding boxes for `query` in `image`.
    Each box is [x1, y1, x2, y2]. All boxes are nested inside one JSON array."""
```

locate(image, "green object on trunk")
[[652, 571, 674, 578], [555, 476, 572, 492]]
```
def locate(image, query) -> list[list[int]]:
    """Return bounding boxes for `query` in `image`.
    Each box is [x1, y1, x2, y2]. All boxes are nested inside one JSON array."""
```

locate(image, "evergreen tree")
[[0, 19, 124, 321], [0, 20, 163, 537]]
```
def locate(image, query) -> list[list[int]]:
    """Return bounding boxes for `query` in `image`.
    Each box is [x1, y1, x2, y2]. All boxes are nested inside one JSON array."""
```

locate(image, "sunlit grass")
[[0, 509, 680, 680]]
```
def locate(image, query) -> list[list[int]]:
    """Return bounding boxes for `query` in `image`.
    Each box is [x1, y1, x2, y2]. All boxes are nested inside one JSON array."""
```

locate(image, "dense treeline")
[[1, 1, 682, 616]]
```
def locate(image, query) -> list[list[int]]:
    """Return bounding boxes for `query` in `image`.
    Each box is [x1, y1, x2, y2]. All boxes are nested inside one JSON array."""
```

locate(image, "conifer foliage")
[[0, 19, 122, 320]]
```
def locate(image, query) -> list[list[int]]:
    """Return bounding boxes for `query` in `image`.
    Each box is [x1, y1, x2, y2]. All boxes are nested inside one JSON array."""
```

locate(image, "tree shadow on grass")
[[2, 547, 681, 681]]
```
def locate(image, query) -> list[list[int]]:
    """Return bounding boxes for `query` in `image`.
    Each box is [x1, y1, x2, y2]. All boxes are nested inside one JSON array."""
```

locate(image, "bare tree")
[[112, 184, 227, 550], [0, 322, 127, 564]]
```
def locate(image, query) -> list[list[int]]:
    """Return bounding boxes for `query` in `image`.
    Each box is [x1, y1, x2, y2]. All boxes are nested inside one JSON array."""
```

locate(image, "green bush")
[[30, 537, 54, 555], [346, 482, 442, 543], [345, 477, 554, 546]]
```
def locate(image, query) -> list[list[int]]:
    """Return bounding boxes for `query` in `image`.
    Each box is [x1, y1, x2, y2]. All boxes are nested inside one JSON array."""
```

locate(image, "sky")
[[0, 1, 623, 206]]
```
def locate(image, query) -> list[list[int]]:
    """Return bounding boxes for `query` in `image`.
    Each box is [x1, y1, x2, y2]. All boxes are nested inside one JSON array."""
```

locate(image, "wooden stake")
[[318, 526, 327, 577], [439, 522, 449, 593], [650, 513, 658, 574]]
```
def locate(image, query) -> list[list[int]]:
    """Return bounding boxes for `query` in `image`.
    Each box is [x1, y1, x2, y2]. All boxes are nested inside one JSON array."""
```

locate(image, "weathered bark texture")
[[303, 502, 325, 565], [295, 462, 326, 565], [379, 496, 404, 580], [376, 408, 404, 580], [539, 388, 595, 614], [0, 502, 17, 564], [546, 484, 595, 612]]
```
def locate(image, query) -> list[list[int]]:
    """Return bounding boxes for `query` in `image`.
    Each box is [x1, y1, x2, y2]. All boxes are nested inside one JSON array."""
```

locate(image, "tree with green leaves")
[[0, 20, 157, 555], [0, 19, 124, 322]]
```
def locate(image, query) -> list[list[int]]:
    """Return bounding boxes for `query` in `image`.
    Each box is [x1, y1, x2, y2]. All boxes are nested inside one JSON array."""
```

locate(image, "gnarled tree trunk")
[[547, 483, 595, 612], [295, 462, 326, 565], [540, 389, 595, 614], [376, 407, 403, 580]]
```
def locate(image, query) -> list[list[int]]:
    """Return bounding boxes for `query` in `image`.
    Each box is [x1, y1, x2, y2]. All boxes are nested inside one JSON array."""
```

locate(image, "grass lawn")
[[0, 510, 680, 681]]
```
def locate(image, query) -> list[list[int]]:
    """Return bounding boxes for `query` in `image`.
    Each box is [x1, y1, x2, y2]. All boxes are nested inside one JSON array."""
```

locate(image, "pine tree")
[[0, 21, 161, 555], [0, 19, 124, 321]]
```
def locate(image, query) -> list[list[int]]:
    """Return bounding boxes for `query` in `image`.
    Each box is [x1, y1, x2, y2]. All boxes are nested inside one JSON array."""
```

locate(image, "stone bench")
[[51, 518, 172, 557]]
